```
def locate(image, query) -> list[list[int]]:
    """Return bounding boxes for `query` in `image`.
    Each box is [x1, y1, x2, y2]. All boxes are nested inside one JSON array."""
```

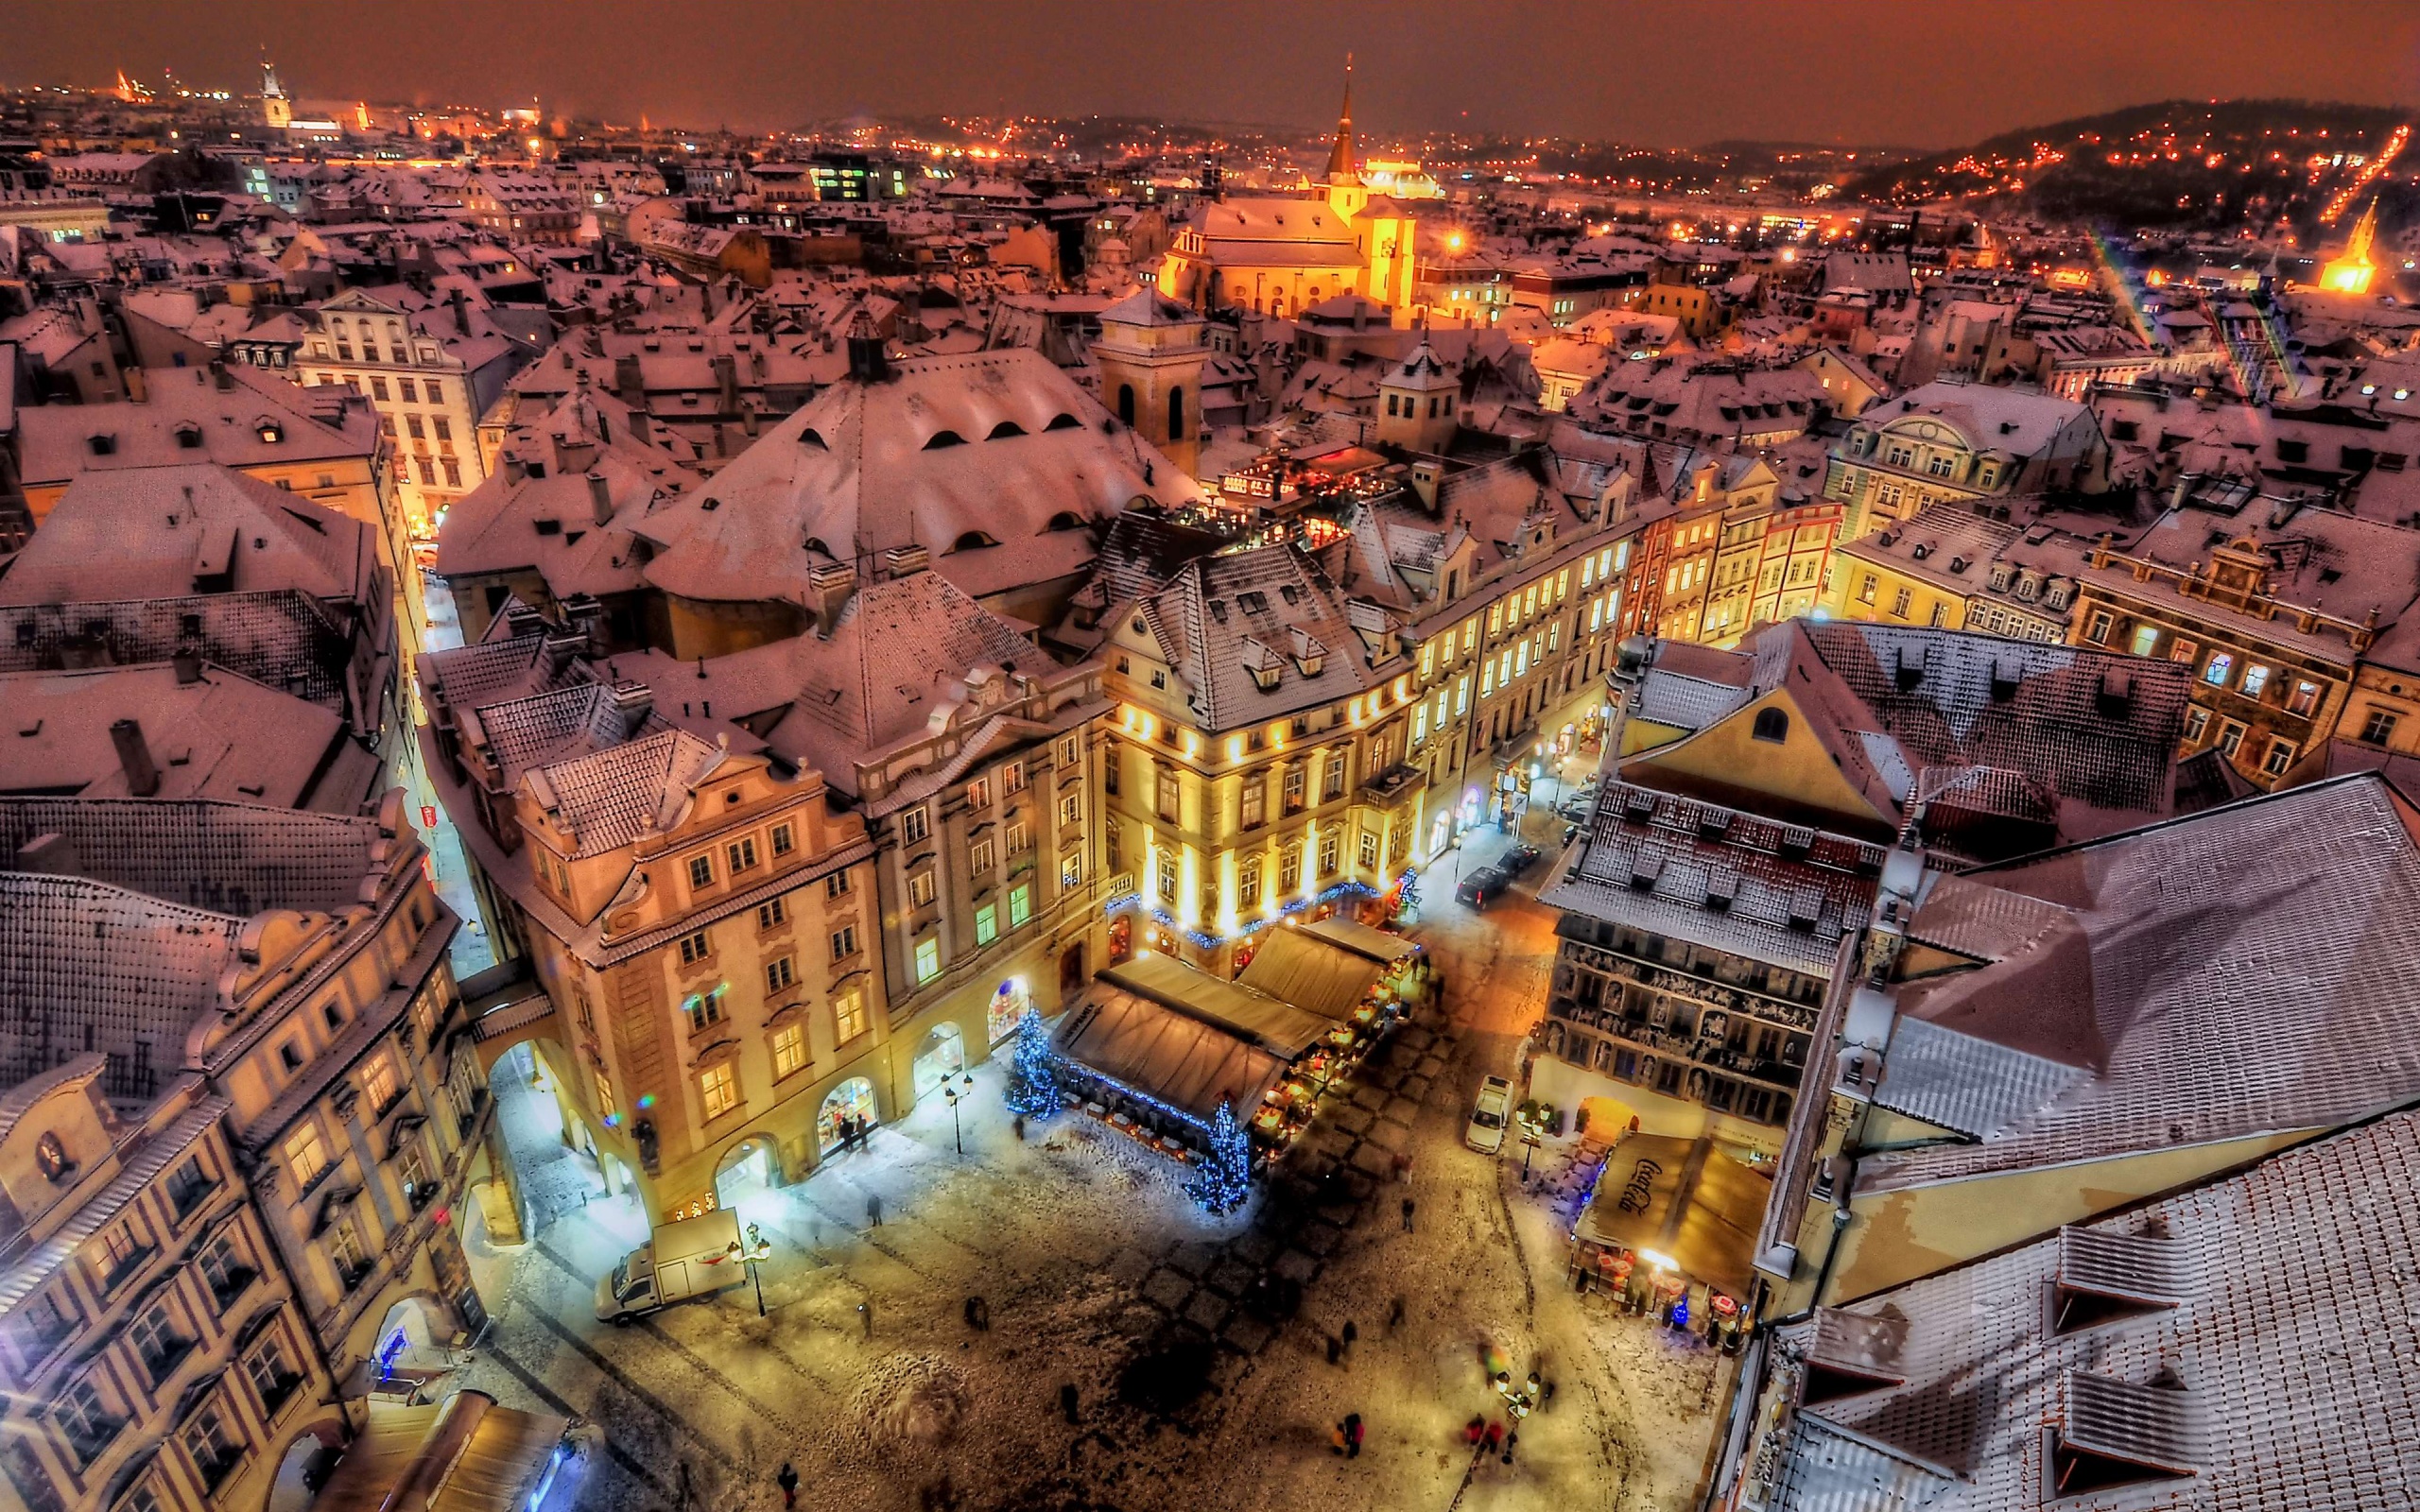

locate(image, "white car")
[[1465, 1075, 1514, 1154]]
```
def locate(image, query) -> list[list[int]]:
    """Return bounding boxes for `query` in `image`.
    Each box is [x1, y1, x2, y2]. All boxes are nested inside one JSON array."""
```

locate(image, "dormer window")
[[985, 421, 1027, 439], [2049, 1371, 2204, 1496], [923, 430, 966, 450], [35, 1131, 72, 1184], [173, 423, 204, 450], [87, 434, 115, 456], [257, 422, 284, 444], [951, 531, 999, 551]]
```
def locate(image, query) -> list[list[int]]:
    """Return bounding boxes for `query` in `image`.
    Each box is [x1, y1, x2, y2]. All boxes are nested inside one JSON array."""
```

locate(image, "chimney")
[[807, 561, 858, 633], [502, 452, 527, 484], [501, 602, 546, 639], [845, 308, 888, 382], [125, 365, 147, 404], [172, 645, 203, 684], [712, 352, 737, 413], [586, 470, 614, 526], [880, 543, 928, 579], [449, 285, 471, 335], [110, 718, 162, 797], [606, 679, 654, 736], [210, 357, 234, 391], [614, 352, 644, 407]]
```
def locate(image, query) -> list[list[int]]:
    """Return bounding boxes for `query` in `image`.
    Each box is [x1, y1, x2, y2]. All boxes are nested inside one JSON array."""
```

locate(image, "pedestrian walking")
[[1059, 1383, 1080, 1424], [677, 1458, 693, 1509], [1340, 1319, 1357, 1353], [776, 1462, 799, 1509], [1386, 1296, 1406, 1333], [1401, 1195, 1416, 1232], [1013, 1113, 1028, 1141], [1330, 1420, 1349, 1456], [1482, 1419, 1503, 1455], [1345, 1413, 1364, 1459], [1502, 1428, 1518, 1467], [963, 1295, 990, 1331], [866, 1191, 883, 1228], [858, 1300, 873, 1339], [1325, 1333, 1342, 1366], [1543, 1379, 1556, 1412], [1462, 1415, 1486, 1446]]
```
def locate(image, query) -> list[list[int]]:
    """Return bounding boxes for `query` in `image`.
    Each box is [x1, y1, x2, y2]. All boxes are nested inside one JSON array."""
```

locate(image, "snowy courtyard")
[[451, 817, 1730, 1512]]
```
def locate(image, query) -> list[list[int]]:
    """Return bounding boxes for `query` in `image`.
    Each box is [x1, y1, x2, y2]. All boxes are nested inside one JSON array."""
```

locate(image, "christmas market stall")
[[1236, 916, 1420, 1037], [1050, 953, 1331, 1164], [1567, 1133, 1771, 1354], [311, 1392, 574, 1512]]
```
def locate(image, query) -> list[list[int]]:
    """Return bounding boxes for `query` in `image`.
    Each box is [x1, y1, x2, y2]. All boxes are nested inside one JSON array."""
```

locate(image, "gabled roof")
[[1122, 543, 1392, 730], [12, 364, 378, 487], [1, 464, 374, 609], [757, 569, 1054, 797], [1650, 621, 2192, 852]]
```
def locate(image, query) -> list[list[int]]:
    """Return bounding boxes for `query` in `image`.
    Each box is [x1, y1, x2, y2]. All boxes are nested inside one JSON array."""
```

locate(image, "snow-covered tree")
[[1002, 1006, 1063, 1120], [1187, 1101, 1253, 1215]]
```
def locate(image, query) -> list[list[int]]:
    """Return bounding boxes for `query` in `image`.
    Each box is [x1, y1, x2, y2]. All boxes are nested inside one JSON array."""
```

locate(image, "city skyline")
[[6, 0, 2417, 148]]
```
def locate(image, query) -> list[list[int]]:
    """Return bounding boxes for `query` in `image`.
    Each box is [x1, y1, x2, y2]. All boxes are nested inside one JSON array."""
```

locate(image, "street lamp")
[[942, 1072, 975, 1156]]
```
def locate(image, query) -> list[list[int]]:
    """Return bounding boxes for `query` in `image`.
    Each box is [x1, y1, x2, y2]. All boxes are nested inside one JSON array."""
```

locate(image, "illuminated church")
[[1157, 60, 1420, 323], [2320, 198, 2381, 297]]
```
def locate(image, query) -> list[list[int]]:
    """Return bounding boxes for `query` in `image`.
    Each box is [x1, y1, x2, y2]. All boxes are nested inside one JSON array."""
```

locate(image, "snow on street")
[[447, 790, 1728, 1512]]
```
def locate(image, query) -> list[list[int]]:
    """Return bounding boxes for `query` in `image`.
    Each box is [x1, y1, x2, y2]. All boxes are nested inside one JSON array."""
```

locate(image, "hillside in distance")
[[1843, 98, 2411, 231]]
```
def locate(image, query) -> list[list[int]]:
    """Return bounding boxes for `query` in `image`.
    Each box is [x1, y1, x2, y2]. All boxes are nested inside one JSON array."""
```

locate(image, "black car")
[[1454, 868, 1513, 908], [1498, 842, 1544, 877]]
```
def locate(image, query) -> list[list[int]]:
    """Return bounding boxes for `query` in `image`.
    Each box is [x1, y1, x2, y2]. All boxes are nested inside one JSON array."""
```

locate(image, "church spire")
[[1324, 54, 1357, 184]]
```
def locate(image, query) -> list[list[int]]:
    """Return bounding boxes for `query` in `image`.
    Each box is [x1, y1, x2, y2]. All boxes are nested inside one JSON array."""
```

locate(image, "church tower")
[[1320, 57, 1369, 223], [1093, 289, 1209, 479], [260, 57, 291, 129], [1377, 332, 1461, 454]]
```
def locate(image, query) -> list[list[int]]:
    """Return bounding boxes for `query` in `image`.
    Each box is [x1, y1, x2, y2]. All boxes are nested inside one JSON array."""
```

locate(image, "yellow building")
[[1097, 541, 1425, 974], [1156, 65, 1419, 322]]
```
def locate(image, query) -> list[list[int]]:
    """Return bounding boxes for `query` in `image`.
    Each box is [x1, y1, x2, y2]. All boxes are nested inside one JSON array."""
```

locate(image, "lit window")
[[914, 936, 941, 983], [976, 902, 997, 946], [834, 986, 868, 1041], [771, 1024, 808, 1079], [2203, 653, 2234, 687], [699, 1064, 738, 1121]]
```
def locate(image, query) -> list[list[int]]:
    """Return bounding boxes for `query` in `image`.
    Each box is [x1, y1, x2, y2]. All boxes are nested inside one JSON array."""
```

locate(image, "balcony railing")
[[1547, 1002, 1806, 1090]]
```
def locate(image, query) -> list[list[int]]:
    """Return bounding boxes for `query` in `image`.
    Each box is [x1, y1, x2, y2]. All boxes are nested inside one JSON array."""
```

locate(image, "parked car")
[[1557, 785, 1600, 820], [1465, 1076, 1514, 1154], [1455, 867, 1513, 908], [1498, 842, 1544, 877]]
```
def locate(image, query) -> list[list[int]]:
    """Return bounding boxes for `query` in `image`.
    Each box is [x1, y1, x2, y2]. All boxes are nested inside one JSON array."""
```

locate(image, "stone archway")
[[261, 1418, 346, 1512], [713, 1133, 783, 1213], [817, 1077, 878, 1157], [912, 1023, 967, 1099]]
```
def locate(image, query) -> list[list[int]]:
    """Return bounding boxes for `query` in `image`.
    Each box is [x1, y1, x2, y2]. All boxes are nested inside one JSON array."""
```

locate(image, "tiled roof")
[[0, 1094, 229, 1317], [1760, 1106, 2420, 1510], [1759, 621, 2191, 850], [0, 589, 357, 717], [1861, 774, 2420, 1193], [0, 464, 373, 609], [1130, 543, 1393, 731], [527, 727, 725, 859], [0, 797, 381, 916], [0, 873, 239, 1096], [638, 348, 1192, 610], [1541, 779, 1880, 976], [761, 570, 1051, 796]]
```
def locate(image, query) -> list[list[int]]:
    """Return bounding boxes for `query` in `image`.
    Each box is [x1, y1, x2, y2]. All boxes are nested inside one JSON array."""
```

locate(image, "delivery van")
[[595, 1210, 746, 1322]]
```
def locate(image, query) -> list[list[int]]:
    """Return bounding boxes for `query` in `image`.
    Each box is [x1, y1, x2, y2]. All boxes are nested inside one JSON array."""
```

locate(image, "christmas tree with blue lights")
[[1002, 1006, 1063, 1120], [1187, 1101, 1253, 1215]]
